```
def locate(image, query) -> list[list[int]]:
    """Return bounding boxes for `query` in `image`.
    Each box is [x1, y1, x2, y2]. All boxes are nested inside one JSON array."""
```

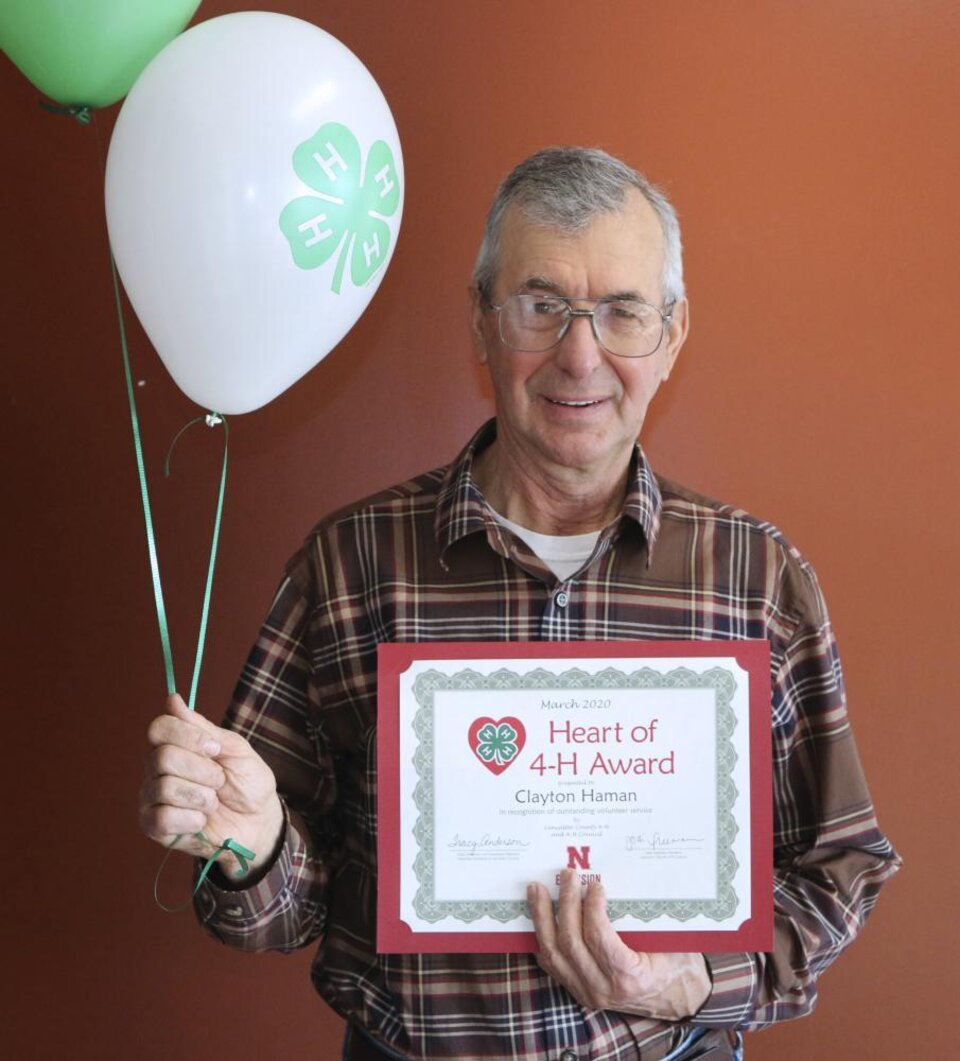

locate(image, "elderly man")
[[140, 147, 899, 1060]]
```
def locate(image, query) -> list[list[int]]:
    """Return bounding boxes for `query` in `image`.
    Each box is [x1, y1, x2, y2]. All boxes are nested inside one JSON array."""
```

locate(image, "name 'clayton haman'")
[[515, 788, 641, 805]]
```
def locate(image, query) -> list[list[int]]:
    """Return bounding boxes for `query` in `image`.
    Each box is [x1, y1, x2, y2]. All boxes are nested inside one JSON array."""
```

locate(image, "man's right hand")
[[139, 693, 285, 880]]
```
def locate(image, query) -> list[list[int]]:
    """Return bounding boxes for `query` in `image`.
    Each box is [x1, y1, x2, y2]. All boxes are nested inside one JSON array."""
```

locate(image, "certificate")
[[377, 641, 772, 954]]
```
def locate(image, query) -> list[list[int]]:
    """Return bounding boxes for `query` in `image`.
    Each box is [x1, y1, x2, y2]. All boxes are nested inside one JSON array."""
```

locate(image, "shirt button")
[[554, 589, 569, 608], [558, 1051, 579, 1061]]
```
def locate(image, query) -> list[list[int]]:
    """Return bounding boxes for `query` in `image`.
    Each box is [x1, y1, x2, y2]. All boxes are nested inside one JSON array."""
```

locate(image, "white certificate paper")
[[377, 641, 772, 954]]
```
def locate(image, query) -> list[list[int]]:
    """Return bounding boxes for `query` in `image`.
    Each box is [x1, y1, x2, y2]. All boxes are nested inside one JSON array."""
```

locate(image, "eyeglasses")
[[486, 293, 674, 359]]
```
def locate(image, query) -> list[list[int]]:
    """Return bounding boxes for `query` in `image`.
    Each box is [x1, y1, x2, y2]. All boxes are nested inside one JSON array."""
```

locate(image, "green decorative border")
[[410, 666, 739, 925]]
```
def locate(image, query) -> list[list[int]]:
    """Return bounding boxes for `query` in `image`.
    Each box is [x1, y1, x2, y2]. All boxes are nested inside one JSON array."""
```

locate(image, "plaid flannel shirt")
[[195, 420, 899, 1060]]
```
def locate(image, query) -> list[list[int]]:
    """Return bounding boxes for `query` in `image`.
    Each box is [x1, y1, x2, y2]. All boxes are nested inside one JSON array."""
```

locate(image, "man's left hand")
[[528, 870, 711, 1021]]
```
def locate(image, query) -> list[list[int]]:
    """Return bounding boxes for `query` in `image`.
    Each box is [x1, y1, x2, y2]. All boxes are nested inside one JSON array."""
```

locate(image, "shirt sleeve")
[[193, 555, 340, 953], [695, 558, 901, 1028]]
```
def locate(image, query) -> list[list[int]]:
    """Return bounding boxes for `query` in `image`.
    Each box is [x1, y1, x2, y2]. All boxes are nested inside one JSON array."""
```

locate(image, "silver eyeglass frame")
[[484, 293, 675, 359]]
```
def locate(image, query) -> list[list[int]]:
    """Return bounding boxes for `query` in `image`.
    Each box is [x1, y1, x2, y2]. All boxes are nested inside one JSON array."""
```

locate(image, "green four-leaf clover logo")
[[279, 122, 401, 294], [476, 722, 520, 767]]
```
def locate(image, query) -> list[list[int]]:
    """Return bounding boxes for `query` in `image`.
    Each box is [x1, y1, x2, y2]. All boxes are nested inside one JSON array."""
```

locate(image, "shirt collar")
[[435, 418, 662, 565]]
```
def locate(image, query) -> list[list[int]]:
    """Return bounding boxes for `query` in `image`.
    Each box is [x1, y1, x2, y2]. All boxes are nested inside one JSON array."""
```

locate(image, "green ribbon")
[[154, 836, 257, 914], [108, 228, 229, 707], [36, 102, 259, 907], [163, 412, 230, 710], [108, 245, 254, 908], [74, 102, 255, 908], [109, 254, 187, 700]]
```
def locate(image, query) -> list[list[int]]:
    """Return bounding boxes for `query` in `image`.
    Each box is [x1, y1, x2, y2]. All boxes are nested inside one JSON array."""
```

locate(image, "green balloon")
[[0, 0, 202, 108]]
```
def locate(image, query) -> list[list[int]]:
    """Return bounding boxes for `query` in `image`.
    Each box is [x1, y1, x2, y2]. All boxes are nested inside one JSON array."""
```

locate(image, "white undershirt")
[[491, 509, 600, 582]]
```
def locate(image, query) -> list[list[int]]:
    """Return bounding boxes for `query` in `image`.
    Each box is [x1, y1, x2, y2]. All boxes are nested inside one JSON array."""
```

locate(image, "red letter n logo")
[[566, 845, 591, 870]]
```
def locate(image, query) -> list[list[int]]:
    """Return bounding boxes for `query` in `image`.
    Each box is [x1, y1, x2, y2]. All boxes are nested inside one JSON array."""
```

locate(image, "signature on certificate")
[[447, 833, 532, 854], [625, 832, 705, 852]]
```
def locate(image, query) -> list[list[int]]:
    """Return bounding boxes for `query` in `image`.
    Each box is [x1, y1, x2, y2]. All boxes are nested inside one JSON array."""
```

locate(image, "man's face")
[[472, 190, 688, 481]]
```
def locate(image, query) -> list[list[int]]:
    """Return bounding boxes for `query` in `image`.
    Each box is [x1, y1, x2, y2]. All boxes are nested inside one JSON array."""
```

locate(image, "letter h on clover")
[[279, 122, 401, 293]]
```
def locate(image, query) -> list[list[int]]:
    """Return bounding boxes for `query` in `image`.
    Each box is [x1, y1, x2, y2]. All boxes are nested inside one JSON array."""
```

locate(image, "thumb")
[[165, 691, 251, 756], [165, 691, 220, 738], [165, 692, 190, 717]]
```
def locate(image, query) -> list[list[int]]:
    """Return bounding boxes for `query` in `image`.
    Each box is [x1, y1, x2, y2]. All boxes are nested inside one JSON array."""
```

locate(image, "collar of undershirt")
[[434, 418, 662, 565], [486, 507, 601, 583], [490, 508, 601, 556]]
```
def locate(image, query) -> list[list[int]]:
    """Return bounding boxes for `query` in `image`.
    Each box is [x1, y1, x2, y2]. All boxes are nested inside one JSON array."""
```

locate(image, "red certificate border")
[[377, 640, 772, 954]]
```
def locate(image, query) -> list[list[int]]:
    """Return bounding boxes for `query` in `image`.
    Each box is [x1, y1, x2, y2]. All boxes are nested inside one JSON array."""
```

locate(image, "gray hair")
[[473, 146, 685, 305]]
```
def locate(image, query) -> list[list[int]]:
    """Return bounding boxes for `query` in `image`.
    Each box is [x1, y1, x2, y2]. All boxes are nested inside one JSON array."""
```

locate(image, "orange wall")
[[3, 1, 956, 1057]]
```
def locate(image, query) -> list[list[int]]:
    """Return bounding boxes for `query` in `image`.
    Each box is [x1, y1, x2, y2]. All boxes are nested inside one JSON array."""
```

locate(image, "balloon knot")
[[205, 413, 223, 427], [39, 101, 92, 124]]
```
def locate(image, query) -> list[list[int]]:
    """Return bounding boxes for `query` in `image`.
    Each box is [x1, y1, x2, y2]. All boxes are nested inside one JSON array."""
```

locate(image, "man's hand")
[[139, 694, 284, 880], [528, 870, 711, 1021]]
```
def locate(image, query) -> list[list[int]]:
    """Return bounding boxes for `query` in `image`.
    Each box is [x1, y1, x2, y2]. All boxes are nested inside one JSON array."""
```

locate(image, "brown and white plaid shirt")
[[195, 420, 899, 1060]]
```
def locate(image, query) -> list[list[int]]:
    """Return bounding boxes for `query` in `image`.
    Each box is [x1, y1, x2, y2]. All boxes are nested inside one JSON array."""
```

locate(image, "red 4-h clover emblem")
[[468, 717, 526, 776]]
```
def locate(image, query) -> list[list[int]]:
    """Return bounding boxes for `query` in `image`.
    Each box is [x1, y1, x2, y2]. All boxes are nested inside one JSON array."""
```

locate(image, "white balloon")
[[105, 12, 403, 414]]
